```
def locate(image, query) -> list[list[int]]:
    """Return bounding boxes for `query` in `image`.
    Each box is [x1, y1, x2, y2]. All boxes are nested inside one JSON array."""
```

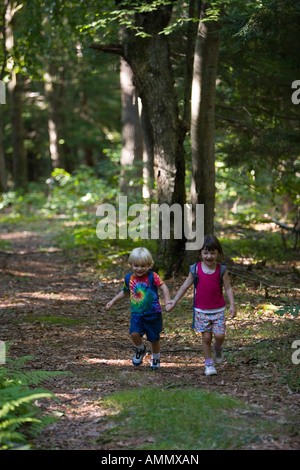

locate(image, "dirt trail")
[[0, 227, 299, 450]]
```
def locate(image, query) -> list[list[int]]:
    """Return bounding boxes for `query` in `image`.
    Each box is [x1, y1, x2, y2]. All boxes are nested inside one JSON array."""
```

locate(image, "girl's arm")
[[166, 272, 194, 311], [223, 270, 236, 318], [106, 290, 129, 310]]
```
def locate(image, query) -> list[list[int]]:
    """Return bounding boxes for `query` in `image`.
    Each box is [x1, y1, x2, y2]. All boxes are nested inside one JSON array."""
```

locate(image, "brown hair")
[[199, 234, 224, 258]]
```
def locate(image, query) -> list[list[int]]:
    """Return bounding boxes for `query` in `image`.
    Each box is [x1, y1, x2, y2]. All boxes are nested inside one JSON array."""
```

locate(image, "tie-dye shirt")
[[122, 271, 164, 315]]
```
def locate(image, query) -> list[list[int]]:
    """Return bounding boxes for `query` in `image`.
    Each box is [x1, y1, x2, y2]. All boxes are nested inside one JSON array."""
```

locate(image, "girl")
[[106, 247, 170, 369], [166, 235, 236, 376]]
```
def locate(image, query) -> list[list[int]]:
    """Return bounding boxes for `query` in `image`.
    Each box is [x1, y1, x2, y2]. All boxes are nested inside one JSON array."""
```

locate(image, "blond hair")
[[128, 247, 154, 267]]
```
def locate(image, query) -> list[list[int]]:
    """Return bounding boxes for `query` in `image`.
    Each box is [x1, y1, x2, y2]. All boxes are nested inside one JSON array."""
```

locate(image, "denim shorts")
[[129, 313, 163, 343], [194, 310, 226, 335]]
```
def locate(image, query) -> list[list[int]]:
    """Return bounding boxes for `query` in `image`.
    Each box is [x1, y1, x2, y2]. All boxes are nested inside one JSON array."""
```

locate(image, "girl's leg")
[[202, 331, 213, 360], [214, 333, 225, 348], [202, 331, 217, 375], [213, 333, 225, 364]]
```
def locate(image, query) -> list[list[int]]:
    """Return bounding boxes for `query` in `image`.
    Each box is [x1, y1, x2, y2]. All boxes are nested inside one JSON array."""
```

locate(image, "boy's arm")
[[106, 290, 129, 310], [160, 283, 171, 306], [223, 270, 236, 318]]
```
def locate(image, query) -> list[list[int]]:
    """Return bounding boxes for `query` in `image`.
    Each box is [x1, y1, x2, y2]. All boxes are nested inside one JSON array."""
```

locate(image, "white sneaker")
[[204, 364, 217, 376], [132, 345, 147, 366]]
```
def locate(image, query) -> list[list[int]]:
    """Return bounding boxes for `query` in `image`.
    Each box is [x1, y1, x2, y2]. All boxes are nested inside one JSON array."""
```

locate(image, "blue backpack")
[[189, 262, 227, 328], [124, 270, 158, 295]]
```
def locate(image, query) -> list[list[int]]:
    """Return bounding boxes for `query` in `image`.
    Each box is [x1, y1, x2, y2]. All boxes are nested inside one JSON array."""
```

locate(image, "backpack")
[[124, 270, 158, 295], [189, 262, 227, 328]]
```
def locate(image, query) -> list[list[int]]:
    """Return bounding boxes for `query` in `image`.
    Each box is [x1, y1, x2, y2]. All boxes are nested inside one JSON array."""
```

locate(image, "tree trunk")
[[140, 104, 154, 199], [6, 2, 27, 190], [121, 4, 187, 276], [190, 1, 221, 235], [8, 71, 27, 190], [119, 56, 143, 200], [44, 64, 66, 170], [0, 106, 7, 193]]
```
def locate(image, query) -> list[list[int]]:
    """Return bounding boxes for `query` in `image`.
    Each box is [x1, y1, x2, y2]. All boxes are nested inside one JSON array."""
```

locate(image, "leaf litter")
[[0, 227, 299, 450]]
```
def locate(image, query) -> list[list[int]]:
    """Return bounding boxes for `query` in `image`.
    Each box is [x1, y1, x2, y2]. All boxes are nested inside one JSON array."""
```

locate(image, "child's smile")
[[132, 264, 151, 277], [201, 248, 218, 268]]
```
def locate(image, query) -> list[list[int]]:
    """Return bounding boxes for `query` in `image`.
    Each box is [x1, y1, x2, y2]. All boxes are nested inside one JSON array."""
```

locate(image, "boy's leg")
[[144, 315, 162, 370], [151, 340, 160, 354], [150, 340, 160, 370], [131, 331, 144, 347], [130, 317, 147, 366]]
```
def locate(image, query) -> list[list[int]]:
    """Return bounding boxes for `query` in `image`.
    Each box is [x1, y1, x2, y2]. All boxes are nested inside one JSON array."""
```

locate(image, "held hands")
[[165, 299, 176, 312]]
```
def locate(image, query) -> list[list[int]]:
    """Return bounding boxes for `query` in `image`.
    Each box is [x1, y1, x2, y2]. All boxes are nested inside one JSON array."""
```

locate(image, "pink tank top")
[[194, 263, 226, 310]]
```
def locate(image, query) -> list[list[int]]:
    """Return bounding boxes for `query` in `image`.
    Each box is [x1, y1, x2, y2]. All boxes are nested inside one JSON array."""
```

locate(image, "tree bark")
[[190, 1, 221, 235], [6, 2, 27, 190], [119, 56, 143, 199], [44, 64, 67, 170], [0, 106, 7, 193]]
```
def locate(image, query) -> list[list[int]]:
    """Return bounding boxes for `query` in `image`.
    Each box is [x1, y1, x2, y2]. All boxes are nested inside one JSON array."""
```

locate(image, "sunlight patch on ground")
[[80, 356, 201, 368]]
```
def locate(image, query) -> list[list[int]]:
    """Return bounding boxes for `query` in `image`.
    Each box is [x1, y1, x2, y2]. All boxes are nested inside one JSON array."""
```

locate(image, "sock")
[[205, 358, 214, 366], [152, 353, 160, 360], [214, 343, 223, 350], [136, 344, 144, 351]]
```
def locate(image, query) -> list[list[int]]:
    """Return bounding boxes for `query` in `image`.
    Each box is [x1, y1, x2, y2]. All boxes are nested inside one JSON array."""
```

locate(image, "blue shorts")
[[129, 313, 163, 343]]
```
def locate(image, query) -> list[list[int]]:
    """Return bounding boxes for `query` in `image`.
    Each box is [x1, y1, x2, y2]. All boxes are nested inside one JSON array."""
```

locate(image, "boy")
[[106, 247, 170, 369]]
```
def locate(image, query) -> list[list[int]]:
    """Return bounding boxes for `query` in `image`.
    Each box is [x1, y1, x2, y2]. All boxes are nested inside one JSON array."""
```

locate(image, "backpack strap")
[[147, 270, 158, 295], [124, 271, 158, 294], [219, 264, 227, 293], [124, 272, 132, 290]]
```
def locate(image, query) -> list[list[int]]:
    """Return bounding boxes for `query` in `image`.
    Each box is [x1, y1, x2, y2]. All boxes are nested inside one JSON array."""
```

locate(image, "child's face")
[[201, 247, 218, 266], [131, 263, 151, 277]]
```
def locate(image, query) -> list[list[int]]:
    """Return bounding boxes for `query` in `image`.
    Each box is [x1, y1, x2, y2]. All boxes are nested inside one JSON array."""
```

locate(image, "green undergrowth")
[[22, 315, 84, 327], [0, 354, 67, 450], [96, 387, 278, 450]]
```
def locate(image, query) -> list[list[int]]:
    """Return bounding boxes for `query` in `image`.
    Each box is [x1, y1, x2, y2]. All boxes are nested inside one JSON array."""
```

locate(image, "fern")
[[0, 354, 69, 450]]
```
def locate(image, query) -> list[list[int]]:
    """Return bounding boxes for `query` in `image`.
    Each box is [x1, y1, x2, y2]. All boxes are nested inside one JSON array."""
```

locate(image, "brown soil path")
[[1, 227, 299, 450]]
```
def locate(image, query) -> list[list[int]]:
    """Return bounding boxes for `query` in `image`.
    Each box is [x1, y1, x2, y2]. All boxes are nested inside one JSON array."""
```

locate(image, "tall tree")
[[6, 1, 27, 190], [190, 1, 221, 235], [119, 1, 187, 274], [119, 55, 143, 197]]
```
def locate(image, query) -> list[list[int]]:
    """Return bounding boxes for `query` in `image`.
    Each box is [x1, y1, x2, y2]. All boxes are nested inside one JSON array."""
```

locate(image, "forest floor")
[[0, 218, 300, 451]]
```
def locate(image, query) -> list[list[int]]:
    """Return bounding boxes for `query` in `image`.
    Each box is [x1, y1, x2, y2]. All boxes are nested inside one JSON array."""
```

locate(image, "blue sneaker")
[[132, 345, 146, 366], [150, 358, 160, 370]]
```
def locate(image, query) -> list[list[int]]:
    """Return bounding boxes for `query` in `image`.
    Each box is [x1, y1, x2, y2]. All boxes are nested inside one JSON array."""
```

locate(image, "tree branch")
[[89, 43, 124, 56]]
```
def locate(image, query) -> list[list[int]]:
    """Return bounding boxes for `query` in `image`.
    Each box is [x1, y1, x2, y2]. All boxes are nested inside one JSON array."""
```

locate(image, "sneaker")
[[213, 346, 224, 364], [150, 358, 160, 370], [204, 364, 217, 376], [132, 345, 146, 366]]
